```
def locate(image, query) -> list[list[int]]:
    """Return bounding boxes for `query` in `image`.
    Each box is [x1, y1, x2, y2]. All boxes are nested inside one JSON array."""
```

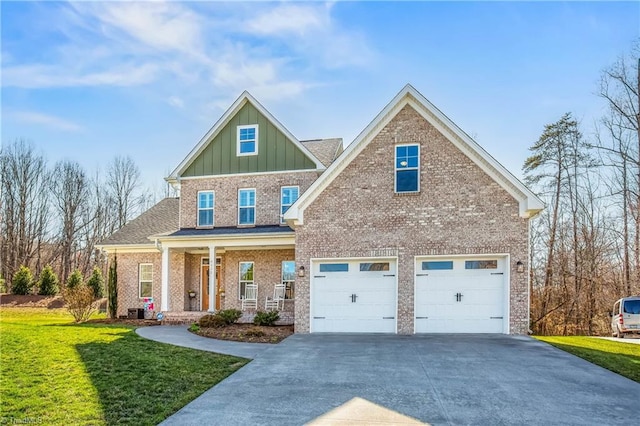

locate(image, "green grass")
[[535, 336, 640, 382], [0, 308, 248, 425]]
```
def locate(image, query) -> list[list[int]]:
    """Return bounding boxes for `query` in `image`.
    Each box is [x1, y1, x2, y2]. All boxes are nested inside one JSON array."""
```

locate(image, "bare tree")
[[50, 160, 90, 282], [0, 139, 49, 281], [106, 156, 141, 229], [597, 42, 640, 295]]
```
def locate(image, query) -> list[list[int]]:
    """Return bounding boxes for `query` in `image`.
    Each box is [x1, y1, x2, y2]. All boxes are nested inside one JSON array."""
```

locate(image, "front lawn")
[[535, 336, 640, 383], [0, 308, 248, 425]]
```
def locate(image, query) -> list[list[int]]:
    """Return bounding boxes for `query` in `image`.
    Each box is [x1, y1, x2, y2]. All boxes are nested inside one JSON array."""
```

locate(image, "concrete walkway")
[[155, 334, 639, 426], [136, 325, 274, 359], [596, 336, 640, 344]]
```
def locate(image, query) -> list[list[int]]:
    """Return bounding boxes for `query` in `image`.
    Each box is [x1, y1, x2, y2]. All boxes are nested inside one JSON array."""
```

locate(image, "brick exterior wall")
[[179, 171, 320, 228], [110, 252, 161, 317], [293, 105, 530, 334]]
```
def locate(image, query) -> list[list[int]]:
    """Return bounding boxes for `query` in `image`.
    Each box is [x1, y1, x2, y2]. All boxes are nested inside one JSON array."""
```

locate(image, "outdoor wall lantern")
[[516, 261, 525, 273], [298, 266, 305, 277]]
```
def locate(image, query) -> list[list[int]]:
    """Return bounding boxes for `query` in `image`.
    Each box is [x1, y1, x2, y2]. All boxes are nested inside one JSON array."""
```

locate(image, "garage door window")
[[422, 261, 453, 270], [319, 263, 349, 272], [465, 260, 497, 269], [360, 262, 390, 271]]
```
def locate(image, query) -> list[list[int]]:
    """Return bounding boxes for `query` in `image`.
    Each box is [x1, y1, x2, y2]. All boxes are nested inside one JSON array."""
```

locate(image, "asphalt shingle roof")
[[99, 197, 179, 245], [167, 225, 293, 238], [301, 138, 343, 168]]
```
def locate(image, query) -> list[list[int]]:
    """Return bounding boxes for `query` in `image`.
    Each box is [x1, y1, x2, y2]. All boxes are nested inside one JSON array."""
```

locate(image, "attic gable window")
[[395, 144, 420, 193], [237, 124, 258, 156]]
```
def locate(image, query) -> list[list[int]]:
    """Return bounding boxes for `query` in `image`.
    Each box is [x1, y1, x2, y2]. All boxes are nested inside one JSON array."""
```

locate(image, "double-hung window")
[[280, 186, 299, 224], [237, 125, 258, 156], [282, 261, 295, 299], [197, 191, 214, 227], [139, 264, 153, 298], [238, 188, 256, 225], [395, 144, 420, 193], [239, 261, 254, 299]]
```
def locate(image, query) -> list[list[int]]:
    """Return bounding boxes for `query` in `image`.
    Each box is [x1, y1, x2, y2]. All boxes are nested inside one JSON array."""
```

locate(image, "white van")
[[610, 296, 640, 338]]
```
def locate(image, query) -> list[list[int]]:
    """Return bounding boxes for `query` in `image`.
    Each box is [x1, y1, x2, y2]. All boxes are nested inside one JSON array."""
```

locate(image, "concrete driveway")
[[161, 334, 639, 426]]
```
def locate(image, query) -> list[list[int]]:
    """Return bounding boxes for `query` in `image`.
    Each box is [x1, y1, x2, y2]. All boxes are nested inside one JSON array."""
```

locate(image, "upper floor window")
[[395, 144, 420, 193], [280, 186, 299, 224], [238, 188, 256, 225], [237, 125, 258, 156], [197, 191, 215, 227]]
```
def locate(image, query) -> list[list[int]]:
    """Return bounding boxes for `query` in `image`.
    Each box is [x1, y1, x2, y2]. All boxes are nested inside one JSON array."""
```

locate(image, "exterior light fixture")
[[298, 266, 305, 277], [516, 261, 525, 273]]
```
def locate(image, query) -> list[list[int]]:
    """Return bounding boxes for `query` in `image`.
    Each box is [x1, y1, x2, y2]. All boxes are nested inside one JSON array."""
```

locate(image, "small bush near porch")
[[0, 307, 248, 425]]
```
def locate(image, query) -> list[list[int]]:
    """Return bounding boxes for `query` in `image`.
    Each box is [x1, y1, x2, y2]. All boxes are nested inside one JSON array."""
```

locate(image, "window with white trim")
[[395, 144, 420, 193], [139, 264, 153, 298], [237, 124, 258, 156], [280, 186, 299, 224], [282, 261, 295, 299], [197, 191, 214, 227], [238, 188, 256, 225], [239, 262, 254, 299]]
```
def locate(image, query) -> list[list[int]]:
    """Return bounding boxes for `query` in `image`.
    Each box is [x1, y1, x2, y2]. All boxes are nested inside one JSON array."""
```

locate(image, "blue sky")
[[2, 1, 638, 194]]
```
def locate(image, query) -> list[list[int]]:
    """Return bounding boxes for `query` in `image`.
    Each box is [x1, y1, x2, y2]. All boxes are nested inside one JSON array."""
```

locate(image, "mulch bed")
[[194, 323, 294, 344], [0, 294, 66, 309]]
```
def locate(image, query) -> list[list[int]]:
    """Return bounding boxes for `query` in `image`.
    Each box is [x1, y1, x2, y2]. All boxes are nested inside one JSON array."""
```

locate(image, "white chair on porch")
[[241, 283, 258, 310], [265, 283, 286, 311]]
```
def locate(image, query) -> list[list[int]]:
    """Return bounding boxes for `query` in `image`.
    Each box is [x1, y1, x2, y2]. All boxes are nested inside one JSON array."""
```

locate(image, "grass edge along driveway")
[[0, 308, 248, 425], [535, 336, 640, 383]]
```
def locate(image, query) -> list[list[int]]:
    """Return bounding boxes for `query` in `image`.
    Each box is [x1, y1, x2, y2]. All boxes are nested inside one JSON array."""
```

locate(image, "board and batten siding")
[[182, 102, 317, 177]]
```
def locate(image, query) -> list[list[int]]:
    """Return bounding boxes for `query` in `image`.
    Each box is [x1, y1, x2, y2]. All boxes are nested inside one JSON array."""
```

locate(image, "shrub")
[[37, 265, 59, 296], [199, 309, 243, 328], [107, 256, 118, 319], [66, 269, 84, 290], [12, 265, 34, 295], [253, 310, 280, 326], [199, 314, 227, 328], [188, 323, 200, 332], [86, 267, 105, 299], [0, 277, 6, 293], [245, 327, 265, 337], [216, 309, 243, 325], [64, 284, 97, 323]]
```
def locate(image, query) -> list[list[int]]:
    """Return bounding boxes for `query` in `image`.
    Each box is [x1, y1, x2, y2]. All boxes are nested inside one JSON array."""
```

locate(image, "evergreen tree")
[[37, 265, 59, 296], [86, 267, 104, 299], [11, 265, 34, 295], [66, 269, 84, 290], [107, 255, 118, 319]]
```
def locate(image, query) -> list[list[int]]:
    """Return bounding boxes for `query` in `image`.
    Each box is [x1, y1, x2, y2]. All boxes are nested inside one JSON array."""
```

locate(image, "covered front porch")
[[153, 226, 296, 324]]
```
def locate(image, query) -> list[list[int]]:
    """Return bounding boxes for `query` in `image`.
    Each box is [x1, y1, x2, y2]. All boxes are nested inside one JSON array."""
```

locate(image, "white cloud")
[[167, 96, 185, 109], [3, 63, 157, 89], [8, 110, 83, 132], [246, 3, 330, 36], [3, 1, 375, 112]]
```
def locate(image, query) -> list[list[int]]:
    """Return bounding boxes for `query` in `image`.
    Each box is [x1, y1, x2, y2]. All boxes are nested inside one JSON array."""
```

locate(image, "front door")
[[201, 262, 222, 311]]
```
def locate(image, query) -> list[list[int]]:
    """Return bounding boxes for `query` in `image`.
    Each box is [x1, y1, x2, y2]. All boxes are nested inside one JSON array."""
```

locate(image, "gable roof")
[[300, 138, 343, 167], [284, 84, 545, 225], [168, 92, 325, 181], [98, 198, 179, 246]]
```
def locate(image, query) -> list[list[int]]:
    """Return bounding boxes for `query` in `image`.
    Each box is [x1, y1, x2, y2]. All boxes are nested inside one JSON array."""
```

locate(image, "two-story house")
[[99, 84, 543, 334]]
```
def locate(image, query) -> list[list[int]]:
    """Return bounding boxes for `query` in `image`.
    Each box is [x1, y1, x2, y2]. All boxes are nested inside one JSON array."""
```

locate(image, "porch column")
[[208, 245, 216, 312], [161, 246, 170, 311]]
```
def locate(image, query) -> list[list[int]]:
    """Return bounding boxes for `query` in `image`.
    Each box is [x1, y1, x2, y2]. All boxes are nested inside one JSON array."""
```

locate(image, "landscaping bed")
[[0, 294, 66, 308], [193, 323, 294, 343]]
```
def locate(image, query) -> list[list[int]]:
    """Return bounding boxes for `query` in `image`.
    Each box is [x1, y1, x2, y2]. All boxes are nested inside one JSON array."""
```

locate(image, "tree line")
[[526, 42, 639, 335], [0, 143, 157, 290]]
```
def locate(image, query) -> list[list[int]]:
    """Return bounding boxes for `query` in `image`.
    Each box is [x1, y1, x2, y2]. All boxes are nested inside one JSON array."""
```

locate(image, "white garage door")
[[415, 257, 506, 333], [311, 259, 396, 333]]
